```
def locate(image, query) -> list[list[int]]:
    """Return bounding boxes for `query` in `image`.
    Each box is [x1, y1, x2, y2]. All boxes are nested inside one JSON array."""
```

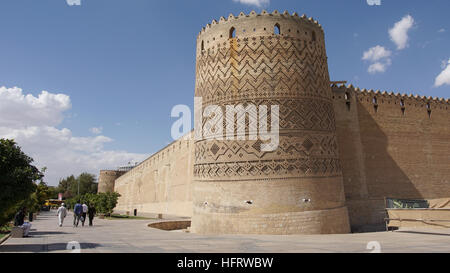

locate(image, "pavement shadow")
[[30, 231, 69, 236], [0, 242, 101, 253], [397, 230, 450, 237]]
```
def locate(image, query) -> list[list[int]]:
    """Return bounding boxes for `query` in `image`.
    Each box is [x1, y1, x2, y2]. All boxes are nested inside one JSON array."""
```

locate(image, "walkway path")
[[1, 211, 450, 253]]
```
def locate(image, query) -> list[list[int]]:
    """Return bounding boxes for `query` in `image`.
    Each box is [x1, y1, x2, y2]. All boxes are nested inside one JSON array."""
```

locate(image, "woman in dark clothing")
[[14, 208, 25, 226], [14, 207, 31, 236], [87, 204, 96, 226]]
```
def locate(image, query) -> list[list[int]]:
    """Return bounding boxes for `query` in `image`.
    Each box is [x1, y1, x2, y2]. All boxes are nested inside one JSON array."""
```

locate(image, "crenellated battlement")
[[196, 10, 325, 53], [332, 84, 450, 109], [198, 10, 322, 36]]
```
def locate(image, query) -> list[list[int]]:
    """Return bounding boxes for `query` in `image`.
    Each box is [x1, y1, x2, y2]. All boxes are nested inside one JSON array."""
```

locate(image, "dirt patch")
[[148, 221, 191, 231]]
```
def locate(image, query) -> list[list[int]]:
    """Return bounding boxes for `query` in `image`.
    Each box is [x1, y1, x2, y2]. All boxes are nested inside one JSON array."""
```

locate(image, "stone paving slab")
[[1, 211, 450, 253]]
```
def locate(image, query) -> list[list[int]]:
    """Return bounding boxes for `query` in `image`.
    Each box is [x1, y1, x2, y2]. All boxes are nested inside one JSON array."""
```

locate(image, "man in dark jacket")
[[73, 201, 83, 227], [87, 204, 96, 226]]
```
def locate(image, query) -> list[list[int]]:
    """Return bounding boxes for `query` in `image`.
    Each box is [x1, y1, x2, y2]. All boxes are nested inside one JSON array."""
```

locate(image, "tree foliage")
[[66, 192, 121, 216], [57, 173, 98, 199], [19, 170, 53, 214], [96, 192, 121, 216], [0, 139, 43, 226], [47, 186, 60, 200]]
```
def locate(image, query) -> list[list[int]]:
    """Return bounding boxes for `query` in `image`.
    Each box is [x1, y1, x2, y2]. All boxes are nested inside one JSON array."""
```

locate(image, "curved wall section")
[[191, 10, 350, 235], [98, 170, 126, 193]]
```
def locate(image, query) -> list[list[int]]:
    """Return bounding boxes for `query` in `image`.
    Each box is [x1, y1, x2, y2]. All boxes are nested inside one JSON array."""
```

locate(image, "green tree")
[[47, 186, 60, 200], [35, 181, 51, 208], [58, 175, 77, 199], [105, 192, 121, 216], [57, 173, 98, 198], [14, 170, 52, 214], [81, 192, 120, 216], [0, 139, 43, 226], [20, 192, 40, 214], [65, 192, 119, 215], [73, 173, 98, 196]]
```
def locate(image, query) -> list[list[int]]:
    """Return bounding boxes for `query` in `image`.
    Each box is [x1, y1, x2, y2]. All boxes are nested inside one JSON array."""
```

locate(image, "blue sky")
[[0, 0, 449, 185]]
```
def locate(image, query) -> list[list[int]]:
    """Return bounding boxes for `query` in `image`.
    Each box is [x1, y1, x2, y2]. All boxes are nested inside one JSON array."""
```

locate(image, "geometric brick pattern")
[[191, 11, 350, 234], [194, 27, 340, 180], [194, 158, 342, 178], [195, 36, 332, 104]]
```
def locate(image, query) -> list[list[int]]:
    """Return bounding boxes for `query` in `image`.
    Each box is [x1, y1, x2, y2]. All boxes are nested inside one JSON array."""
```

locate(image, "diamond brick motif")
[[210, 143, 220, 155], [252, 140, 262, 152], [302, 139, 314, 151]]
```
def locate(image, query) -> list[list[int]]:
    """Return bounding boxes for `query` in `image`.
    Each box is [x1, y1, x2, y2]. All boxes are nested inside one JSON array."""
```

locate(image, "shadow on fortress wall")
[[345, 102, 422, 233]]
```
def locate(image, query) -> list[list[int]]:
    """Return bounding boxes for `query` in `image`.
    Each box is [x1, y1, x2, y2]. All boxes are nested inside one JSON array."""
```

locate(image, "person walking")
[[57, 203, 67, 227], [87, 204, 96, 226], [81, 203, 88, 227], [73, 201, 83, 227]]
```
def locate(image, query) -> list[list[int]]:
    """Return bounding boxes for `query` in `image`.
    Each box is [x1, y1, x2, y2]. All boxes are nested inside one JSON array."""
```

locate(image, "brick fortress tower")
[[191, 10, 351, 234]]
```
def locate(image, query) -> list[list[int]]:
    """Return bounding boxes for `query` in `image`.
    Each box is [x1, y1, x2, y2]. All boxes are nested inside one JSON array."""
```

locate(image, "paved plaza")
[[1, 211, 450, 253]]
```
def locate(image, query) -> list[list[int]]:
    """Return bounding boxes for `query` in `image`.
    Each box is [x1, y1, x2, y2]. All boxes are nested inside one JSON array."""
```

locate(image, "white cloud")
[[232, 0, 270, 7], [362, 45, 392, 62], [362, 46, 392, 74], [435, 59, 450, 87], [0, 86, 148, 186], [368, 60, 392, 74], [368, 63, 386, 74], [438, 28, 446, 33], [0, 87, 71, 128], [90, 127, 103, 135], [389, 15, 415, 50]]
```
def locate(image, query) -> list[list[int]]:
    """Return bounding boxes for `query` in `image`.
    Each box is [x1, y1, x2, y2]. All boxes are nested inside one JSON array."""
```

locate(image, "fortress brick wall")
[[333, 85, 450, 230], [111, 84, 450, 230], [113, 132, 194, 217], [108, 10, 450, 234]]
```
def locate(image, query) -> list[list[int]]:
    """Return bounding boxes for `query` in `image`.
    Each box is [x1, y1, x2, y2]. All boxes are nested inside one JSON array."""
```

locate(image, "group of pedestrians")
[[56, 200, 96, 228]]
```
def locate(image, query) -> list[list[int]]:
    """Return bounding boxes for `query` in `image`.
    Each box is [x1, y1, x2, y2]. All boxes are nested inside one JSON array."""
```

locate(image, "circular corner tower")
[[192, 10, 350, 234], [98, 170, 125, 193]]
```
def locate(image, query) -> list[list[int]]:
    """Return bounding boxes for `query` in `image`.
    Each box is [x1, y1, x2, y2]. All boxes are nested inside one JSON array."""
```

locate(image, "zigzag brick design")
[[194, 158, 342, 179], [191, 11, 351, 235], [196, 36, 330, 104], [196, 134, 339, 163], [195, 29, 338, 179]]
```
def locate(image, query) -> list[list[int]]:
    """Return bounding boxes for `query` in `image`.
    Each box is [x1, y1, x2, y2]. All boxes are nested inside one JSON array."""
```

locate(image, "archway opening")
[[274, 23, 281, 35], [229, 27, 236, 38]]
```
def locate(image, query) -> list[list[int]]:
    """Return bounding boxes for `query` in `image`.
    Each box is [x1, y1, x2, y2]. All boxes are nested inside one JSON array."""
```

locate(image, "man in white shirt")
[[57, 203, 67, 227]]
